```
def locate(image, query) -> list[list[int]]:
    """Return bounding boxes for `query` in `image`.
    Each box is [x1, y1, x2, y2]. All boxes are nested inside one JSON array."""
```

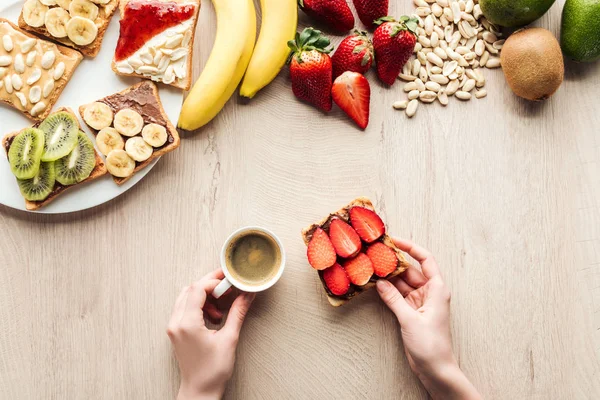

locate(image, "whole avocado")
[[561, 0, 600, 62], [479, 0, 556, 27]]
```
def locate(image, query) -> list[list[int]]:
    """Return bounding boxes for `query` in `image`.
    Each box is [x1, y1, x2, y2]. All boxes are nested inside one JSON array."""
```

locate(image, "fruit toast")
[[78, 81, 180, 185], [19, 0, 119, 58], [112, 0, 201, 90], [0, 19, 83, 121], [2, 107, 108, 211], [301, 197, 410, 307]]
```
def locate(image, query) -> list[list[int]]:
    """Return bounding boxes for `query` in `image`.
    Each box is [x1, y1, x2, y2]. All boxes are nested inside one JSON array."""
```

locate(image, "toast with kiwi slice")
[[301, 197, 410, 307], [2, 107, 107, 211]]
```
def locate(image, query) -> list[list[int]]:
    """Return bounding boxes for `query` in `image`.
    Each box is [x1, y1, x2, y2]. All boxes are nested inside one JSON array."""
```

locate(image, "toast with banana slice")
[[78, 81, 180, 185], [2, 107, 108, 211], [111, 0, 201, 90], [301, 197, 410, 307], [18, 0, 119, 58]]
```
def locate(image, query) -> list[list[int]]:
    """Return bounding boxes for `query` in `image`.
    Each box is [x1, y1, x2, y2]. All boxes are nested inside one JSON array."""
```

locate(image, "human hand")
[[376, 238, 481, 400], [167, 269, 255, 400]]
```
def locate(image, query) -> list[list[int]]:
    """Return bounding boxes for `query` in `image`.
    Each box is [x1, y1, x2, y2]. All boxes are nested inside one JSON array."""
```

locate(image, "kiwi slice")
[[39, 112, 79, 162], [8, 128, 45, 180], [55, 132, 96, 186], [17, 161, 55, 202]]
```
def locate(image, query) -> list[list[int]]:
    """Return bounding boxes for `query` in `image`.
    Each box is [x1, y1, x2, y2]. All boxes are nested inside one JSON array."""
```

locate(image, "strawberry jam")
[[115, 0, 196, 61]]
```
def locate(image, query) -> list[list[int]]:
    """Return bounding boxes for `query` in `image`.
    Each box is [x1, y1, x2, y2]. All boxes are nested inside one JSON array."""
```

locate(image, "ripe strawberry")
[[307, 227, 337, 270], [372, 16, 418, 86], [353, 0, 389, 29], [343, 253, 374, 286], [366, 242, 398, 277], [298, 0, 354, 33], [322, 263, 351, 296], [349, 206, 385, 243], [332, 31, 374, 79], [328, 218, 362, 258], [287, 28, 334, 112], [332, 72, 371, 129]]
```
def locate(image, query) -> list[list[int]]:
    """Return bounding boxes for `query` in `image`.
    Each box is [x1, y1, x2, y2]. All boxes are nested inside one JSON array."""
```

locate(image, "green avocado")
[[561, 0, 600, 62], [479, 0, 556, 27]]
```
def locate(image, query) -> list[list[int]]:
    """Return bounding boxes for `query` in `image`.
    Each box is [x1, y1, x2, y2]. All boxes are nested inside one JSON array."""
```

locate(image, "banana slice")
[[23, 0, 49, 28], [69, 0, 98, 21], [106, 149, 135, 178], [66, 16, 97, 46], [141, 123, 168, 148], [96, 127, 124, 156], [56, 0, 72, 9], [84, 102, 113, 130], [40, 0, 57, 5], [45, 7, 71, 38], [113, 109, 144, 137], [125, 137, 153, 162]]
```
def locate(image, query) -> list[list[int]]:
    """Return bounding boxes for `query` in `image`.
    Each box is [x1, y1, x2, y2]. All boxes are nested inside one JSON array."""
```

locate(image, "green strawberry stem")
[[287, 27, 333, 64], [374, 16, 419, 36]]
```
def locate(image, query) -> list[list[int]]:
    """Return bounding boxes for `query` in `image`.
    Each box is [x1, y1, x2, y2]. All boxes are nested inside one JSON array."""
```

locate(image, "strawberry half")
[[349, 206, 385, 243], [329, 218, 362, 258], [343, 253, 374, 286], [298, 0, 355, 33], [322, 263, 351, 295], [287, 28, 334, 112], [373, 16, 418, 86], [307, 227, 337, 270], [331, 30, 374, 79], [366, 242, 398, 277], [332, 71, 371, 130]]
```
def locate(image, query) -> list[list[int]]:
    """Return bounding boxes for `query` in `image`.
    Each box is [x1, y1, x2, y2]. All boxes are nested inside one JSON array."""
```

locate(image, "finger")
[[204, 302, 224, 322], [400, 264, 428, 288], [376, 279, 415, 325], [393, 238, 440, 279], [205, 268, 225, 280], [222, 292, 256, 339], [389, 276, 415, 297], [168, 286, 190, 330], [183, 279, 222, 322]]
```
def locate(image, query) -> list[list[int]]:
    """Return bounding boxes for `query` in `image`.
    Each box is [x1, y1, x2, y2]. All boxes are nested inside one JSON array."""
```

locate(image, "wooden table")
[[1, 1, 599, 399]]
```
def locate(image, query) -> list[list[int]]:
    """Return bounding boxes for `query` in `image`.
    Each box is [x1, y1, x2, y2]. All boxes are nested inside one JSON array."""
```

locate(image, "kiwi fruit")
[[55, 132, 96, 186], [8, 128, 45, 180], [17, 161, 56, 202], [501, 28, 564, 101], [39, 112, 79, 162]]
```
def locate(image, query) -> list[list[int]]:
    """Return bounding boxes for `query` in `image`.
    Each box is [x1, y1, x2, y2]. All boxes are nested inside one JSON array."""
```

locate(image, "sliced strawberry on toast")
[[329, 218, 362, 258], [322, 263, 351, 295], [349, 206, 385, 243], [366, 242, 398, 277], [307, 227, 337, 270], [343, 253, 374, 286]]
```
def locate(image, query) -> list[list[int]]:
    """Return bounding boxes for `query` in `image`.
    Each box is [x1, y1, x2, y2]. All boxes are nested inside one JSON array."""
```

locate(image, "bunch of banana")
[[178, 0, 298, 131], [240, 0, 298, 98], [178, 0, 256, 131]]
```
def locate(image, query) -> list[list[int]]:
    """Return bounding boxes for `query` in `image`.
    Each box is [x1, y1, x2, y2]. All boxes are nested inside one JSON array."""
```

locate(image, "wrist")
[[177, 382, 225, 400], [416, 361, 481, 400]]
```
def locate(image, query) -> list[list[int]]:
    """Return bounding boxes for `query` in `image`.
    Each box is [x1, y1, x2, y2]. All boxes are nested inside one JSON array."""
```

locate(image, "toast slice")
[[18, 0, 119, 58], [78, 81, 181, 185], [2, 107, 108, 211], [0, 19, 83, 121], [111, 0, 201, 90], [301, 197, 410, 307]]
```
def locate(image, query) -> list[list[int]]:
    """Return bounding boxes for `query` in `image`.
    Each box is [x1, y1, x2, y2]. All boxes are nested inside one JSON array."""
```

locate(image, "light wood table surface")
[[1, 1, 600, 399]]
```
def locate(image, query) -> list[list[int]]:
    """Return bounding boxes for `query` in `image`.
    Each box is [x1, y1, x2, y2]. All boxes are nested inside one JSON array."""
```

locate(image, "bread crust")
[[2, 107, 108, 211], [17, 0, 119, 58], [301, 197, 410, 307], [0, 18, 83, 121], [110, 0, 201, 90], [78, 81, 181, 185]]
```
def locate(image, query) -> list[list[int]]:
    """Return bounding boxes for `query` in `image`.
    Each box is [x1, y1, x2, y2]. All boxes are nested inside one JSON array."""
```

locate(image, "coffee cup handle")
[[212, 278, 232, 299]]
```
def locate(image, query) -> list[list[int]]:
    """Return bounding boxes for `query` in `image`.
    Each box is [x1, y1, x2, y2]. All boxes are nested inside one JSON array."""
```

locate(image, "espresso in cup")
[[225, 230, 282, 286]]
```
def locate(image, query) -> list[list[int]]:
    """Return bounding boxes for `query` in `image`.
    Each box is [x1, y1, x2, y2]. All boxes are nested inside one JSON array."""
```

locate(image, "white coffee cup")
[[212, 226, 286, 299]]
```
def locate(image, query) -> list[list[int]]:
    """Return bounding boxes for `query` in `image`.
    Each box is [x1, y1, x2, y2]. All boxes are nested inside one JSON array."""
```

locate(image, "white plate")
[[0, 0, 184, 214]]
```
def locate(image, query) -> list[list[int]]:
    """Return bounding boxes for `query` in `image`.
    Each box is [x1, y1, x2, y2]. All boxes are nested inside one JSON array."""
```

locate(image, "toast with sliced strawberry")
[[301, 197, 410, 307]]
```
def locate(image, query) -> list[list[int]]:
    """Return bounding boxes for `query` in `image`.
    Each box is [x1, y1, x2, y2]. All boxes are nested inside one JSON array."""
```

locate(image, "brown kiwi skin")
[[501, 28, 564, 101]]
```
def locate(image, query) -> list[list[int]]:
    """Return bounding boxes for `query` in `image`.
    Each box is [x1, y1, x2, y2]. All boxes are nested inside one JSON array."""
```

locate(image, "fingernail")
[[376, 280, 391, 292], [244, 292, 256, 302]]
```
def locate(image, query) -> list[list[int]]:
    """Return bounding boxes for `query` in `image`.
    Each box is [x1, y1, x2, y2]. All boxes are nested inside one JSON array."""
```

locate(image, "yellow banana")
[[239, 0, 298, 98], [178, 0, 255, 131]]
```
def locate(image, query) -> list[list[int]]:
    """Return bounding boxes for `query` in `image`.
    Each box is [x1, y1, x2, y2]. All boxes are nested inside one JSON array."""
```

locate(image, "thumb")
[[376, 280, 415, 325], [223, 292, 256, 339]]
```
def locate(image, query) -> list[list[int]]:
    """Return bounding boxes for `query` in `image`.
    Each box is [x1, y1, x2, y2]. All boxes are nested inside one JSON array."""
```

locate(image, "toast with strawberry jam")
[[301, 197, 410, 307]]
